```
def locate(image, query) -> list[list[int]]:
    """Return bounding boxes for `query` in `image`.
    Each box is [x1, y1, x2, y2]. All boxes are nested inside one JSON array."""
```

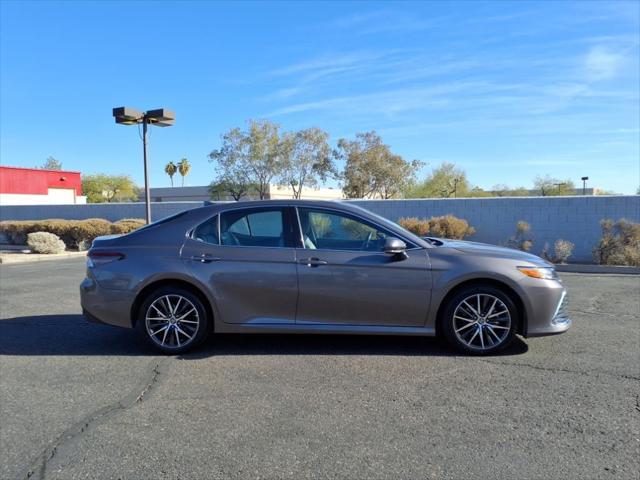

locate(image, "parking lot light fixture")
[[112, 106, 175, 224]]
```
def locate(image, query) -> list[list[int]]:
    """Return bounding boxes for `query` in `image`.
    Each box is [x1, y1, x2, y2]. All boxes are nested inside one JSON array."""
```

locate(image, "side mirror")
[[384, 237, 407, 257]]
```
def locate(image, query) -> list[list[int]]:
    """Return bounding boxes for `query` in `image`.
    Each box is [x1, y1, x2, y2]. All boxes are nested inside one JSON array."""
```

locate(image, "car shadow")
[[0, 314, 529, 357]]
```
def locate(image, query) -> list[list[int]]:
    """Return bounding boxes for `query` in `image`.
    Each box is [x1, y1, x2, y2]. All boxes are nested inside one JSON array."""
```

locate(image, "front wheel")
[[442, 286, 518, 355], [137, 287, 210, 354]]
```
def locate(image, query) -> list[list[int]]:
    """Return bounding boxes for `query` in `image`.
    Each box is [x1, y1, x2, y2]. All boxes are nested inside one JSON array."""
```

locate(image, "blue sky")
[[1, 0, 638, 193]]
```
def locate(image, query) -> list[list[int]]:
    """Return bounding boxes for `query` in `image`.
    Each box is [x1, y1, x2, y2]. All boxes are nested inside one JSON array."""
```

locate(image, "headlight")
[[517, 266, 558, 280]]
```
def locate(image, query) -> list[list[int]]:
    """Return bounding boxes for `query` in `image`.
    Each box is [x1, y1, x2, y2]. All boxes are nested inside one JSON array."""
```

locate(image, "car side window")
[[220, 208, 288, 247], [193, 215, 219, 245], [297, 208, 391, 252]]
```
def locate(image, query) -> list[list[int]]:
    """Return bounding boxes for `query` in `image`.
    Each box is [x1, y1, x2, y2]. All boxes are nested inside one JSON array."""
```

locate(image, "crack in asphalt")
[[479, 359, 640, 382], [19, 358, 170, 480]]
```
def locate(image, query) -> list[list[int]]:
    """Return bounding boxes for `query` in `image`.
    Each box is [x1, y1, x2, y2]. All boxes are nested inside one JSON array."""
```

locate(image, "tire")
[[442, 285, 518, 355], [137, 286, 210, 354]]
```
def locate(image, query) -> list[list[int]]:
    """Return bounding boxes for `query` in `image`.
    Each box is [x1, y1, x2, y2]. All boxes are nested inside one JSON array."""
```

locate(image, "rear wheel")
[[137, 287, 210, 354], [442, 285, 518, 355]]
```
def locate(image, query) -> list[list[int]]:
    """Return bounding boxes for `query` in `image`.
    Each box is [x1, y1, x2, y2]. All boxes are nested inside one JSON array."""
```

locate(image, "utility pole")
[[581, 176, 589, 195]]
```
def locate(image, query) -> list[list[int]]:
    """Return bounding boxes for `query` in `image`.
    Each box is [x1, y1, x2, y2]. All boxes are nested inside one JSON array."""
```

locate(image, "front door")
[[182, 206, 298, 324], [294, 207, 432, 327]]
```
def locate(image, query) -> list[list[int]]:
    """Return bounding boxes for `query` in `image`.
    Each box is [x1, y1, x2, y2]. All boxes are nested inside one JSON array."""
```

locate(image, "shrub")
[[544, 239, 574, 264], [70, 219, 112, 248], [553, 239, 574, 264], [593, 218, 640, 266], [110, 218, 146, 234], [0, 217, 146, 250], [398, 217, 430, 237], [428, 215, 476, 239], [506, 221, 532, 251], [27, 232, 66, 254], [398, 215, 475, 239]]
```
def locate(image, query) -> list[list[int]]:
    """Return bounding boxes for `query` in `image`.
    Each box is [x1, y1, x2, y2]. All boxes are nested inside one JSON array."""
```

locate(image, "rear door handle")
[[189, 254, 221, 263], [298, 257, 328, 267]]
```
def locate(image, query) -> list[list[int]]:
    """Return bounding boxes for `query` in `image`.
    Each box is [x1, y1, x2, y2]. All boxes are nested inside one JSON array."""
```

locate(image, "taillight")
[[87, 251, 125, 267]]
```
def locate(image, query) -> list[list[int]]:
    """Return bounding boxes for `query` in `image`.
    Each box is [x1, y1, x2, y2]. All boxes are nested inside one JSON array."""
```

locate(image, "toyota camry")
[[80, 200, 570, 355]]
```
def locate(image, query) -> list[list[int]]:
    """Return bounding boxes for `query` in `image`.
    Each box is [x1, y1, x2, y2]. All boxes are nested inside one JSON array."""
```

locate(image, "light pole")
[[112, 107, 175, 224], [581, 176, 589, 195], [553, 182, 566, 195]]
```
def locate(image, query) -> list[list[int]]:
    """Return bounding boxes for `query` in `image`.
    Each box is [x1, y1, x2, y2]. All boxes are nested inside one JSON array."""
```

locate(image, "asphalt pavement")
[[0, 258, 638, 480]]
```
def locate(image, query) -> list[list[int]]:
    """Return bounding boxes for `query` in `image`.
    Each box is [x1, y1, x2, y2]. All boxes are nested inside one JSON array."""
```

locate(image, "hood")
[[425, 237, 551, 266]]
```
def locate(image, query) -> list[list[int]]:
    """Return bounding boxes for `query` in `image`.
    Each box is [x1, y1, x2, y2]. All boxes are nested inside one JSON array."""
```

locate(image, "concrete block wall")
[[0, 202, 205, 223], [1, 196, 638, 262], [350, 196, 640, 263]]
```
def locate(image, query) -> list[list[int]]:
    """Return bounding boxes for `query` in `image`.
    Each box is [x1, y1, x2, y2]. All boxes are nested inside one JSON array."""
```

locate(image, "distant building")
[[0, 166, 87, 205], [142, 184, 344, 202]]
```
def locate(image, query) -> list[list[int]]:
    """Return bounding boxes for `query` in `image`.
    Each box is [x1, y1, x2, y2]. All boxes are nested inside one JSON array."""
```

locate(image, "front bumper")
[[526, 287, 572, 337]]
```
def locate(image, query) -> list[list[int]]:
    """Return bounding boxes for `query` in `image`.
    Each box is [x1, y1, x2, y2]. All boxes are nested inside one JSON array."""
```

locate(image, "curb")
[[556, 264, 640, 275], [0, 251, 86, 265]]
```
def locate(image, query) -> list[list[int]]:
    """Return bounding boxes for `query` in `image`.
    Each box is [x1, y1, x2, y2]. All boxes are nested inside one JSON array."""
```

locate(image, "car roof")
[[195, 199, 371, 215]]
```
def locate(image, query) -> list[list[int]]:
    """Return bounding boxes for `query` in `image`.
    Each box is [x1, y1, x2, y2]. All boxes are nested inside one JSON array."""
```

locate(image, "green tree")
[[337, 131, 421, 199], [279, 127, 335, 199], [208, 179, 257, 201], [82, 174, 139, 203], [406, 163, 470, 198], [209, 120, 284, 200], [177, 158, 191, 187], [40, 156, 62, 170], [209, 127, 255, 200], [164, 161, 177, 187], [533, 175, 576, 196]]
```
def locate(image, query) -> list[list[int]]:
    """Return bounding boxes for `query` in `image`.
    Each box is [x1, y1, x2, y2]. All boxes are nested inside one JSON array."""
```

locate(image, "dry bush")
[[110, 218, 146, 234], [593, 218, 640, 266], [398, 215, 475, 239], [0, 220, 72, 245], [506, 221, 533, 251], [63, 219, 111, 250], [27, 232, 66, 254], [554, 239, 574, 264], [428, 215, 476, 239], [544, 239, 575, 264], [398, 217, 430, 237], [0, 217, 144, 250]]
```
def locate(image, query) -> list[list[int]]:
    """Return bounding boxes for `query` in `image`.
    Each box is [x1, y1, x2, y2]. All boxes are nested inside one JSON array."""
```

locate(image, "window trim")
[[294, 206, 421, 253]]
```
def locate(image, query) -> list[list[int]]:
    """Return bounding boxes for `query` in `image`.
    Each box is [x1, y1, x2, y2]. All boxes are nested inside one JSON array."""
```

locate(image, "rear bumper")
[[80, 276, 135, 329]]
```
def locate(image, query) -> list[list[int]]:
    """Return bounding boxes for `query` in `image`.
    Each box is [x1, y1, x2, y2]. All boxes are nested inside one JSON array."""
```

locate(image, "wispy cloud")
[[269, 51, 385, 77], [584, 45, 625, 80], [261, 87, 305, 102], [329, 10, 445, 35]]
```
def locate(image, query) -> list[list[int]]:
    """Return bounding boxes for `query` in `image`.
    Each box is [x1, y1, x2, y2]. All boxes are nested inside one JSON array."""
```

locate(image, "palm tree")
[[164, 161, 177, 187], [177, 158, 191, 187]]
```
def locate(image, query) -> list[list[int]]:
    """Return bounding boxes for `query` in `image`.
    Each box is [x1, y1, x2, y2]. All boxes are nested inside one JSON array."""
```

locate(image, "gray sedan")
[[80, 200, 570, 355]]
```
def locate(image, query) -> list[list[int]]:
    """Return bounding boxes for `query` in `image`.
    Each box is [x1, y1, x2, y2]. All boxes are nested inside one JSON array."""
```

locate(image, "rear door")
[[181, 206, 299, 324], [294, 207, 432, 327]]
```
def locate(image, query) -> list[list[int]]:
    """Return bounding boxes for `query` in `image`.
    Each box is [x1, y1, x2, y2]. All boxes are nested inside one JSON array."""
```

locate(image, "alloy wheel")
[[145, 294, 200, 349], [452, 293, 511, 351]]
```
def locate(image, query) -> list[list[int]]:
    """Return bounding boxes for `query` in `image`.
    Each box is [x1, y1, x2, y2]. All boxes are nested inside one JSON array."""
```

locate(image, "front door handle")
[[298, 257, 328, 267], [189, 254, 221, 263]]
